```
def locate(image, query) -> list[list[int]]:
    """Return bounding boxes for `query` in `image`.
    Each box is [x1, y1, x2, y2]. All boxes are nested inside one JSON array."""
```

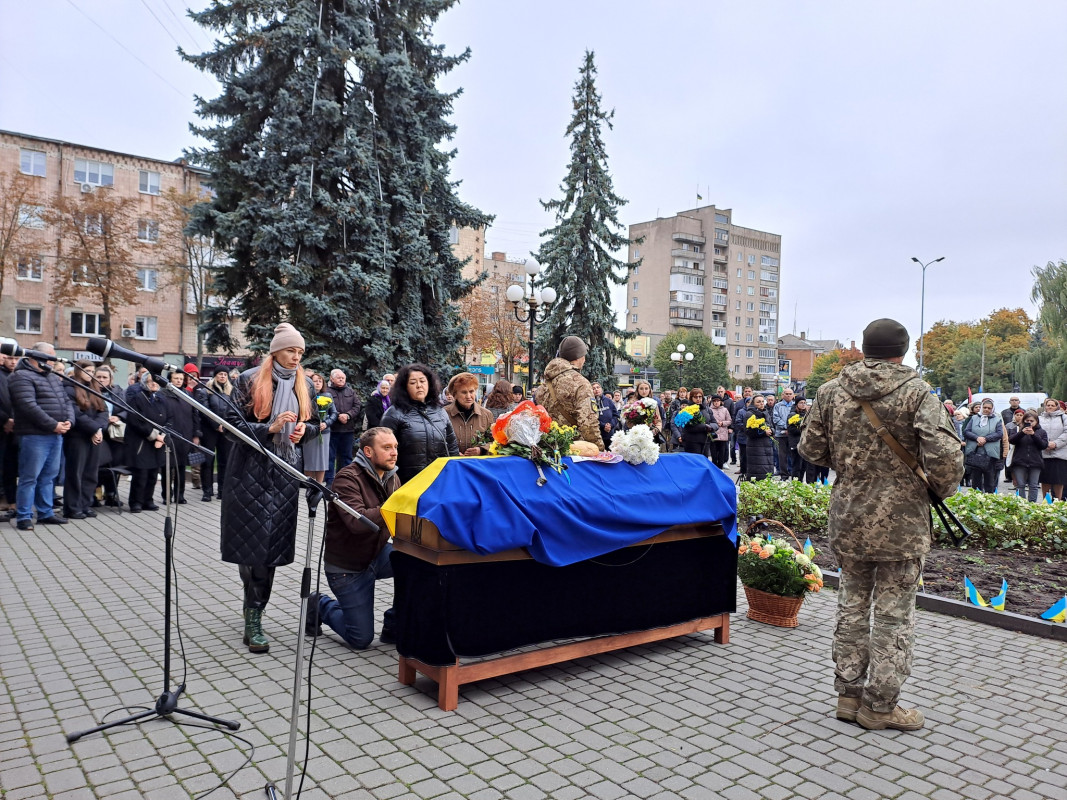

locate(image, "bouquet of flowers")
[[672, 403, 704, 428], [488, 400, 565, 485], [787, 413, 803, 436], [622, 397, 659, 428], [609, 424, 660, 466], [745, 413, 773, 437], [315, 395, 334, 423], [737, 524, 823, 599]]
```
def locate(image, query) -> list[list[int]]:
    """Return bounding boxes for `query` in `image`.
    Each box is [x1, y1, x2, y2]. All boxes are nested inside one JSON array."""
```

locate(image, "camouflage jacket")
[[539, 357, 605, 450], [798, 359, 964, 562]]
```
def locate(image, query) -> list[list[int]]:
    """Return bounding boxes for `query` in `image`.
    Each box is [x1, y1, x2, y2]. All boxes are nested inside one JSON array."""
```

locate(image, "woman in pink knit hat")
[[219, 322, 320, 653]]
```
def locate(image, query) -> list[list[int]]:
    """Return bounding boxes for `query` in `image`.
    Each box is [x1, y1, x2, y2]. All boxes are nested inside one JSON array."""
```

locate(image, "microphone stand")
[[150, 375, 379, 800], [66, 376, 239, 743]]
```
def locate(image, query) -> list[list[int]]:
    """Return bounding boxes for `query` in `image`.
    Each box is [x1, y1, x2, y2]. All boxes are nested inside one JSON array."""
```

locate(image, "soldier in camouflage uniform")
[[799, 319, 964, 732], [539, 335, 605, 450]]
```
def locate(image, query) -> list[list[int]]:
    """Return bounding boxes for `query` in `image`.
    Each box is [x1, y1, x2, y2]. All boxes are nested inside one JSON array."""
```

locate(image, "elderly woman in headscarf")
[[220, 323, 320, 654]]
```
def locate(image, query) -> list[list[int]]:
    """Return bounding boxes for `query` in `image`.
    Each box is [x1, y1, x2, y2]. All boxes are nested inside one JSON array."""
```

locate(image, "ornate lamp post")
[[506, 258, 556, 387], [669, 343, 693, 387], [912, 256, 945, 376]]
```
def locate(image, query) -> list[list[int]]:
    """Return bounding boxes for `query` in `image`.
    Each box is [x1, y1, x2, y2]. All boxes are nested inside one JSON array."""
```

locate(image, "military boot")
[[836, 696, 861, 723], [242, 607, 270, 653], [857, 704, 924, 731]]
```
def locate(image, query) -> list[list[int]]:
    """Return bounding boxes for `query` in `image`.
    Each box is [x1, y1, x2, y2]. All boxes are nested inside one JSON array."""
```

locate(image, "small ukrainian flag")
[[989, 579, 1008, 611], [964, 576, 988, 607], [803, 537, 815, 559], [1040, 595, 1067, 623]]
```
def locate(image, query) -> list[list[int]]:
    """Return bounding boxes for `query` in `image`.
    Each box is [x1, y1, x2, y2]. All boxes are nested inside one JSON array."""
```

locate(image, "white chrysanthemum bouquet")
[[609, 424, 660, 466]]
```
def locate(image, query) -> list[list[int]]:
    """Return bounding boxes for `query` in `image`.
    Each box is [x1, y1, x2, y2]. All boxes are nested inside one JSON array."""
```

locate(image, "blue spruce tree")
[[184, 0, 489, 381], [533, 50, 639, 386]]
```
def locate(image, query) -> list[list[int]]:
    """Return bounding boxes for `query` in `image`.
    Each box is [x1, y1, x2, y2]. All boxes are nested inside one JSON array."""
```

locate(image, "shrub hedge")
[[735, 479, 1067, 553]]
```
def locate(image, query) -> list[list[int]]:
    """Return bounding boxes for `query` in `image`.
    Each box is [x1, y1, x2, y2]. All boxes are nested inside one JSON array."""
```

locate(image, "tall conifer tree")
[[533, 50, 638, 384], [184, 0, 488, 381]]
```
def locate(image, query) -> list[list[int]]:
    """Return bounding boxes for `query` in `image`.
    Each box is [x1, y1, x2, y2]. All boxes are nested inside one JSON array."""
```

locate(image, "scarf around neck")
[[271, 362, 301, 464]]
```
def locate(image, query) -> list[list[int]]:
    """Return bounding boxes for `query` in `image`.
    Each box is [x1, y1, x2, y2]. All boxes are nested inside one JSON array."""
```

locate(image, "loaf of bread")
[[569, 440, 601, 457]]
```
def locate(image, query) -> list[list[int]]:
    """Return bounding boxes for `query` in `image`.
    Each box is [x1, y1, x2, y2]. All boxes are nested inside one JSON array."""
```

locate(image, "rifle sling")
[[856, 399, 929, 485]]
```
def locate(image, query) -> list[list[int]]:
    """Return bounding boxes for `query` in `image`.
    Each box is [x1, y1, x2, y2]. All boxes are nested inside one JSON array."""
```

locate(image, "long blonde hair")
[[248, 353, 311, 421]]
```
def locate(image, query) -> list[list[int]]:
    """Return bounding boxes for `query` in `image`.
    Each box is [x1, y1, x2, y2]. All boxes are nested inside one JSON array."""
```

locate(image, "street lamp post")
[[506, 259, 556, 388], [911, 256, 945, 376], [669, 343, 694, 387]]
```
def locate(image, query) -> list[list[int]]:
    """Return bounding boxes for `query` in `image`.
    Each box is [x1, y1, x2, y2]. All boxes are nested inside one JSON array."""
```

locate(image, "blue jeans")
[[16, 434, 63, 521], [1012, 465, 1041, 502], [319, 544, 395, 649], [326, 430, 355, 484]]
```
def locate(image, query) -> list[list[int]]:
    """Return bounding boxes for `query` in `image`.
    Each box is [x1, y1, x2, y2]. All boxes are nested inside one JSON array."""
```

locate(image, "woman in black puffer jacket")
[[63, 362, 110, 519], [742, 394, 776, 481], [381, 363, 459, 484], [220, 324, 319, 654], [1009, 410, 1048, 503], [678, 388, 717, 457]]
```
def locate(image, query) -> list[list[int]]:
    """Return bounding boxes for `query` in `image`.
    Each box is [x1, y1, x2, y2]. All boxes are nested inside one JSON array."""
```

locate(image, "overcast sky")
[[3, 1, 1065, 358]]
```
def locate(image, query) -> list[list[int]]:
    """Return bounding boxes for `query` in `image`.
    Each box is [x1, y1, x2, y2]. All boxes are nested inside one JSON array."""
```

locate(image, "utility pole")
[[979, 327, 989, 392]]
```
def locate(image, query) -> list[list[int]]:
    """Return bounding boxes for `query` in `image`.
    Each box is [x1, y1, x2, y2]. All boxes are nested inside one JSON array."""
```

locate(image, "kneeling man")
[[307, 427, 400, 648]]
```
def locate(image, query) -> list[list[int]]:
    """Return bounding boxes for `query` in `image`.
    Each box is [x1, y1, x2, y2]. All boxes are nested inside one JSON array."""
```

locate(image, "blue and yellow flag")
[[381, 453, 738, 566], [989, 579, 1008, 611], [803, 537, 815, 559], [1040, 596, 1067, 623], [964, 576, 988, 607]]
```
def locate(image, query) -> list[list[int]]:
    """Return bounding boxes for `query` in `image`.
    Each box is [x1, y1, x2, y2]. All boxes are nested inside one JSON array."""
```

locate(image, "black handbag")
[[964, 449, 991, 470]]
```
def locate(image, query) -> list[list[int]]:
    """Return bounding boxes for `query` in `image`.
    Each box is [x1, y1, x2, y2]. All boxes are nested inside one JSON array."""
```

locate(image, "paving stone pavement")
[[2, 488, 1066, 800]]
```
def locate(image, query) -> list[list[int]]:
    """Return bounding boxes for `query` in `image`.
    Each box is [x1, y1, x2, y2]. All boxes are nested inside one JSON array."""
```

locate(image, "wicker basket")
[[743, 585, 804, 627], [741, 518, 807, 627]]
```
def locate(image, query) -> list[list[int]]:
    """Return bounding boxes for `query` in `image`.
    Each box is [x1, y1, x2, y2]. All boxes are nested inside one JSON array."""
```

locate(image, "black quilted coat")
[[381, 402, 459, 484], [743, 409, 777, 479], [219, 367, 320, 568], [9, 361, 75, 436]]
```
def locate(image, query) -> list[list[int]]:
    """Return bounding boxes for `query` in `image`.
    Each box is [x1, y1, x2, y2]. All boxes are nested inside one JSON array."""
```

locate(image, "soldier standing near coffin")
[[538, 335, 605, 450], [799, 318, 963, 731]]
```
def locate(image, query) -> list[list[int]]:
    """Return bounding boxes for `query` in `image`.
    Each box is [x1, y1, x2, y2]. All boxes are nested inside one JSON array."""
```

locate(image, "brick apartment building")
[[776, 332, 845, 382], [627, 205, 783, 388], [0, 129, 251, 378]]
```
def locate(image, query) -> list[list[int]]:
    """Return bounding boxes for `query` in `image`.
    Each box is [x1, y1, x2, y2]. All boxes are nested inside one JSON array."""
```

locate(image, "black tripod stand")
[[66, 409, 239, 742]]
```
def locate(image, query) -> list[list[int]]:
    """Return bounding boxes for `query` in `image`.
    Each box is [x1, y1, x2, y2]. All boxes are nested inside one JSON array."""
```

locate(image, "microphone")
[[0, 342, 70, 364], [86, 337, 180, 375]]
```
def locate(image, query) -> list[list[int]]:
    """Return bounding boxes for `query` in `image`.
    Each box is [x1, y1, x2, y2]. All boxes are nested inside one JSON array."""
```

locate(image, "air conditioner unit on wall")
[[120, 327, 136, 338], [80, 183, 94, 194]]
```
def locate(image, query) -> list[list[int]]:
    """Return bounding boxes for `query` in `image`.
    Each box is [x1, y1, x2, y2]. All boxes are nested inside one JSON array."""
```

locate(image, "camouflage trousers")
[[833, 556, 924, 712]]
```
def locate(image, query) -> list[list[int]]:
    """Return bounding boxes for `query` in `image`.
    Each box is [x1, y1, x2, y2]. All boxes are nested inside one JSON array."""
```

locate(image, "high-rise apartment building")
[[626, 205, 782, 387]]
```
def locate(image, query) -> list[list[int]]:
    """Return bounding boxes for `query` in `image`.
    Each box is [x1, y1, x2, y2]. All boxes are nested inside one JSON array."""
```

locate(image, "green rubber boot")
[[242, 607, 270, 653]]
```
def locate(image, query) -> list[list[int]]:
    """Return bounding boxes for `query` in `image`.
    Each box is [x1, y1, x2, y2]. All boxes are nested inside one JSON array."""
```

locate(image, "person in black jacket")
[[0, 353, 16, 517], [9, 344, 75, 530], [364, 376, 394, 429], [63, 362, 110, 519], [678, 388, 718, 456], [196, 368, 234, 501], [1010, 410, 1048, 502], [381, 363, 459, 484], [742, 394, 776, 481], [159, 370, 200, 504], [220, 323, 320, 654], [325, 369, 363, 484], [92, 365, 126, 507], [125, 372, 168, 513]]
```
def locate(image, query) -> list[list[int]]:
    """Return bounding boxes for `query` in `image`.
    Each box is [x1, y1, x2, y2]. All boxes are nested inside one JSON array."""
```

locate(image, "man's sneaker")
[[304, 593, 322, 637], [836, 696, 861, 722], [16, 519, 33, 531], [857, 704, 925, 731], [38, 515, 69, 525]]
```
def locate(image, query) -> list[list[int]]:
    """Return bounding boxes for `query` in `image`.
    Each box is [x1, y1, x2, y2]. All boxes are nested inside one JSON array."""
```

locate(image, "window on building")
[[632, 265, 639, 275], [746, 365, 754, 374], [139, 170, 161, 195], [735, 285, 741, 294], [761, 270, 778, 282], [748, 254, 756, 265], [734, 316, 741, 325], [82, 214, 103, 235], [746, 349, 753, 358], [17, 256, 43, 280], [715, 228, 729, 243], [747, 302, 755, 311], [761, 256, 779, 267], [737, 252, 743, 262], [448, 225, 459, 245], [74, 158, 114, 187], [135, 316, 158, 340], [138, 268, 158, 291], [15, 308, 42, 333], [632, 281, 638, 291], [733, 364, 740, 374], [747, 286, 755, 295], [138, 219, 160, 242], [712, 278, 728, 290], [735, 332, 741, 341], [734, 348, 740, 357], [710, 293, 727, 306], [736, 268, 742, 278], [747, 270, 755, 280], [489, 285, 499, 294], [735, 301, 741, 310], [70, 312, 103, 336], [759, 364, 776, 375], [631, 297, 638, 307], [71, 263, 92, 285], [20, 149, 46, 177], [633, 249, 640, 259], [746, 333, 754, 342], [747, 317, 754, 327], [715, 213, 729, 224], [692, 245, 701, 253], [17, 205, 45, 229], [759, 349, 776, 359]]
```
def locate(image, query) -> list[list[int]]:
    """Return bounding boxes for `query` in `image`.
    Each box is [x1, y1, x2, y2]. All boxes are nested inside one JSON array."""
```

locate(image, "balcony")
[[669, 291, 704, 307], [670, 263, 704, 276], [671, 317, 703, 328], [712, 330, 727, 346], [670, 248, 705, 261], [713, 249, 727, 263], [672, 231, 706, 245]]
